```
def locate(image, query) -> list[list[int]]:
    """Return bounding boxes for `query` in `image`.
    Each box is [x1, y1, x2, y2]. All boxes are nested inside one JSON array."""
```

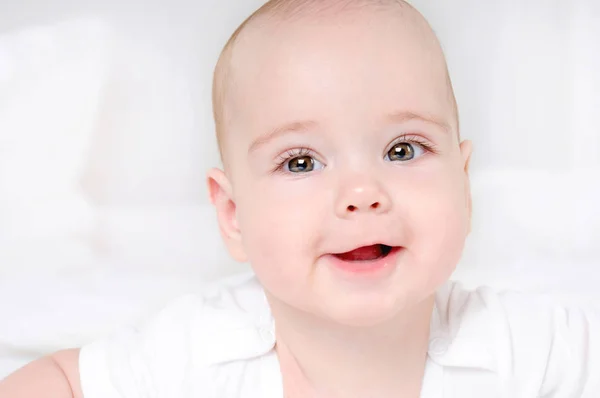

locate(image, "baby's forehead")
[[215, 1, 457, 160], [222, 1, 429, 98], [238, 24, 450, 108]]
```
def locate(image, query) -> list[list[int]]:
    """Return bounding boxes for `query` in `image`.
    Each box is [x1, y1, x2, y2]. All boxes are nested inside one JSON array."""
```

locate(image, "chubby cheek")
[[404, 171, 469, 287], [236, 178, 327, 295]]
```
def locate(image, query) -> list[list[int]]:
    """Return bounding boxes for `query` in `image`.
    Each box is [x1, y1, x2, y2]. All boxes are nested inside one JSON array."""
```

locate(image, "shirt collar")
[[427, 281, 498, 372], [199, 274, 498, 373], [192, 273, 276, 366]]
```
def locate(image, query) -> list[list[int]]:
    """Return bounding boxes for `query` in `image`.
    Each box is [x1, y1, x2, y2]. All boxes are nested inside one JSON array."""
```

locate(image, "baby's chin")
[[312, 289, 426, 328]]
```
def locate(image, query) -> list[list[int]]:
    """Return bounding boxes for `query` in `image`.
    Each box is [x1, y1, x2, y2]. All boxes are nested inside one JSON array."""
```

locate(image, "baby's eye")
[[286, 155, 323, 173], [385, 142, 425, 162]]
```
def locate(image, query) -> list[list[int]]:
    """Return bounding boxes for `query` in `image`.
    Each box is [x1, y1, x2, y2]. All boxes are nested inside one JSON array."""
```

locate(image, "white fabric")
[[80, 272, 600, 397], [0, 17, 112, 376], [94, 205, 240, 278], [0, 17, 110, 275], [0, 204, 246, 379], [456, 170, 600, 294]]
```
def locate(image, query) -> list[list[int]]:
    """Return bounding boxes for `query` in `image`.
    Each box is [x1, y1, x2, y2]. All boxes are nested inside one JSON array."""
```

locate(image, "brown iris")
[[387, 143, 415, 161], [288, 156, 314, 172]]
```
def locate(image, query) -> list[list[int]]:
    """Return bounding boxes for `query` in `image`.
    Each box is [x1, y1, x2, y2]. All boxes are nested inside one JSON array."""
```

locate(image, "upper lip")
[[329, 240, 401, 255]]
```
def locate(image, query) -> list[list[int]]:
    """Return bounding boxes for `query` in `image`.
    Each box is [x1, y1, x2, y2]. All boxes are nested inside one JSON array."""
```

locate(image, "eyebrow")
[[386, 111, 452, 134], [247, 111, 451, 154], [248, 120, 317, 154]]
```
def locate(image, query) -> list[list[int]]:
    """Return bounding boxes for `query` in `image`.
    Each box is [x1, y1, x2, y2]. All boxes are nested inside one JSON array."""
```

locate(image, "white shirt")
[[79, 272, 600, 397]]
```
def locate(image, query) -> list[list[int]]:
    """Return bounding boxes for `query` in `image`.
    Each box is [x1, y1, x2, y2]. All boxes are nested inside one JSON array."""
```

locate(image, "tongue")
[[336, 244, 383, 262]]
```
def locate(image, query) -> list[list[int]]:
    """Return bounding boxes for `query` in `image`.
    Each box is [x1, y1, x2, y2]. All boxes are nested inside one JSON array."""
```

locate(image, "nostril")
[[347, 205, 357, 212], [371, 202, 380, 210]]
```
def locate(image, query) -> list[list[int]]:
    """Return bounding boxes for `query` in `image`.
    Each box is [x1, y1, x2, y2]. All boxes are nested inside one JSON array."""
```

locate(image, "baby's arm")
[[0, 294, 212, 398], [0, 349, 82, 398]]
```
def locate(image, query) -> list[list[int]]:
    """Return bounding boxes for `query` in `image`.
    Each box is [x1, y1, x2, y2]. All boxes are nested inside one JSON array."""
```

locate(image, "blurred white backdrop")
[[0, 0, 599, 378]]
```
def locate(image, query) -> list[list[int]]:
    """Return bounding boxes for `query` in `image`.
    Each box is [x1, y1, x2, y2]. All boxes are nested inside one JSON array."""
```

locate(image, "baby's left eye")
[[288, 156, 317, 173], [385, 142, 425, 162]]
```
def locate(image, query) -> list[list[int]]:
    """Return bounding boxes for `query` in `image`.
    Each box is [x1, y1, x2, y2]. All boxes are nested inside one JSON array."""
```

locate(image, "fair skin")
[[0, 349, 82, 398], [209, 5, 472, 398], [0, 3, 471, 398]]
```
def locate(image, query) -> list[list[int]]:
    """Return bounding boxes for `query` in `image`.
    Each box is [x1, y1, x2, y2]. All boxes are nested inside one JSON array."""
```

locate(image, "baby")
[[2, 0, 599, 397]]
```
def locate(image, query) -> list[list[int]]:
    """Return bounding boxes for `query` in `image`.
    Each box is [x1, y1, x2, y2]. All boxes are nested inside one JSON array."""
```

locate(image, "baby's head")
[[208, 0, 472, 326]]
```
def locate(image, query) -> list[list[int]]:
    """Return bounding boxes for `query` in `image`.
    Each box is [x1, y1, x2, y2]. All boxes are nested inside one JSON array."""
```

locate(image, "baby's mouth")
[[334, 244, 393, 262]]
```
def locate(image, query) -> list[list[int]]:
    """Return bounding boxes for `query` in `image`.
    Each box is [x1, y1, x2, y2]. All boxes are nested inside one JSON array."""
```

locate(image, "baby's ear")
[[460, 139, 473, 174], [206, 168, 248, 263], [459, 140, 473, 233]]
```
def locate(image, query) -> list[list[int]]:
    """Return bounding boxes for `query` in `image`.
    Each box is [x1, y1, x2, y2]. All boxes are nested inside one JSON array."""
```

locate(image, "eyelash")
[[273, 147, 315, 173], [272, 134, 438, 173], [388, 134, 439, 156]]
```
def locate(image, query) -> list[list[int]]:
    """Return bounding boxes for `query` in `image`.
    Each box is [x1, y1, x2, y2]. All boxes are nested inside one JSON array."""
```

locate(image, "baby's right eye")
[[285, 155, 324, 173], [274, 148, 324, 174]]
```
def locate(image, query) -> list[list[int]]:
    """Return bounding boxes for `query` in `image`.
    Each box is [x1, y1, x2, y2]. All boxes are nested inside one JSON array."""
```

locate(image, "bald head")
[[212, 0, 458, 164]]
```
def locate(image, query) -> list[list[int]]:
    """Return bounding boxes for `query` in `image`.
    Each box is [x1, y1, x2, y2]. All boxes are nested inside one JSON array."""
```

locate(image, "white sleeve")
[[79, 295, 199, 398], [496, 291, 600, 397], [538, 304, 600, 397]]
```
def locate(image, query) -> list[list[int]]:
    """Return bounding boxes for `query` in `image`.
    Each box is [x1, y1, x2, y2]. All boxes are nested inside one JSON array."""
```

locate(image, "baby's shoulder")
[[164, 271, 269, 318], [151, 271, 275, 361], [437, 281, 561, 336], [435, 281, 600, 396], [79, 272, 275, 398], [438, 280, 595, 341]]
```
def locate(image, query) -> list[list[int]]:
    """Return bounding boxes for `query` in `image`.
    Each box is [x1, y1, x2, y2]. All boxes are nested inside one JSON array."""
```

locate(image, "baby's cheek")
[[410, 185, 469, 266], [241, 201, 321, 305], [240, 195, 317, 268]]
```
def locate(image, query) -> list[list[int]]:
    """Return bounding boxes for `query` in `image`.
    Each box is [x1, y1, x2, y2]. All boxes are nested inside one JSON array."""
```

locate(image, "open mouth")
[[333, 244, 394, 262]]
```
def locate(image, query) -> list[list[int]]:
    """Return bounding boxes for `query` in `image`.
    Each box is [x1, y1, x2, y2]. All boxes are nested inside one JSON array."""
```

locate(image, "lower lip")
[[325, 247, 402, 277]]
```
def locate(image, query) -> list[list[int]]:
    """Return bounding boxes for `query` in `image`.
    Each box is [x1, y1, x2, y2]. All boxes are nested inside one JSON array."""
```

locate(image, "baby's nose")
[[335, 179, 392, 218]]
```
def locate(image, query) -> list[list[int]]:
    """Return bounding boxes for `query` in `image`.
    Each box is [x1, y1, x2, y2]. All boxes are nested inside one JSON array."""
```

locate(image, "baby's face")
[[212, 8, 472, 326]]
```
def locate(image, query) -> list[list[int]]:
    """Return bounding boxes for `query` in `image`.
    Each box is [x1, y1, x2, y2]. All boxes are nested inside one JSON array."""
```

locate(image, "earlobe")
[[206, 168, 248, 262]]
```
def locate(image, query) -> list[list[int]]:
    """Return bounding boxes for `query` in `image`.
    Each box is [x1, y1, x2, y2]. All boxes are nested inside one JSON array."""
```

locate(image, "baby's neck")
[[268, 295, 434, 398]]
